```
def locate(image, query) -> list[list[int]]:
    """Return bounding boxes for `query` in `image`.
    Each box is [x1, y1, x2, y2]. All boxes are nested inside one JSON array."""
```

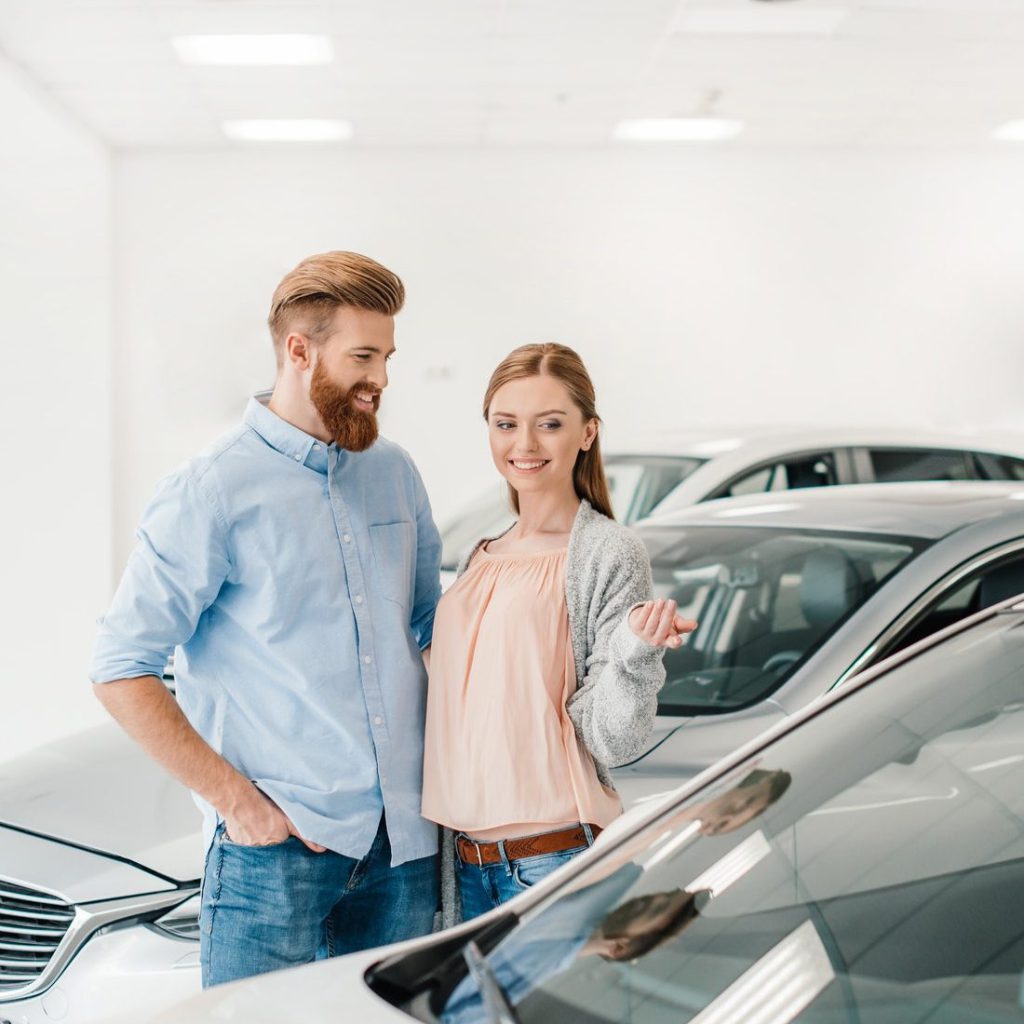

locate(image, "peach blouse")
[[421, 545, 622, 839]]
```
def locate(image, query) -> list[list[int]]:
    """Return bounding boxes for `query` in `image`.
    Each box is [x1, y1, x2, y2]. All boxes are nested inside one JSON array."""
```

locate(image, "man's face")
[[696, 777, 776, 836], [307, 306, 395, 451]]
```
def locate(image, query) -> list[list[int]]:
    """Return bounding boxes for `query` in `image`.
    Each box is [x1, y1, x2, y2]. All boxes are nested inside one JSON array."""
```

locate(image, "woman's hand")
[[629, 599, 698, 649]]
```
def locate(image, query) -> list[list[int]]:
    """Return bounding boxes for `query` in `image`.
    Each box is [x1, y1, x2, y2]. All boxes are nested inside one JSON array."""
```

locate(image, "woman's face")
[[486, 374, 598, 503]]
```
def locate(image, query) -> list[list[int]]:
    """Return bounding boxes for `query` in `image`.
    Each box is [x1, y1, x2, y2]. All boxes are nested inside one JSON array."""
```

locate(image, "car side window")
[[868, 447, 971, 483], [972, 451, 1024, 482], [722, 453, 836, 499], [883, 552, 1024, 658]]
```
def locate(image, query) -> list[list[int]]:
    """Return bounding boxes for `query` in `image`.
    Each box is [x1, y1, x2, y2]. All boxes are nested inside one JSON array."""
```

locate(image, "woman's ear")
[[581, 418, 599, 452]]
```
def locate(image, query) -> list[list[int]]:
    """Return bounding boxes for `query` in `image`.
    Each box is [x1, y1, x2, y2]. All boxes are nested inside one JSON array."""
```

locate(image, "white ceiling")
[[2, 0, 1023, 150]]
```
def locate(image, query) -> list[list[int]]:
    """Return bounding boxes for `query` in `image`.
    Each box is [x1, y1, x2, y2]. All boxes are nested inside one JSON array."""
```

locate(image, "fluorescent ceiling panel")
[[614, 118, 744, 142], [992, 120, 1024, 141], [670, 6, 849, 36], [222, 119, 353, 142], [173, 34, 334, 66]]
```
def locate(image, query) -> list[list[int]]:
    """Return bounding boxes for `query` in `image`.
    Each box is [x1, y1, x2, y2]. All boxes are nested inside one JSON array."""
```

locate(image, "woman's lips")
[[508, 459, 550, 474]]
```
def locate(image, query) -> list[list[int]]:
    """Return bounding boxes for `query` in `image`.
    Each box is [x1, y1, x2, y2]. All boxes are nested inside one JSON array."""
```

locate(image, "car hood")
[[116, 941, 418, 1024], [0, 723, 203, 883]]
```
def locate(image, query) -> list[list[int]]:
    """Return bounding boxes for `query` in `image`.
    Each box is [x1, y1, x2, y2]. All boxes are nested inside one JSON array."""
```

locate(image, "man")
[[89, 251, 442, 986]]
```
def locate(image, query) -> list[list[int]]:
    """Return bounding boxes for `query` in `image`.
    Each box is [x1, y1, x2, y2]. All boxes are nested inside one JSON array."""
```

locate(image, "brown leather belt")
[[456, 824, 601, 866]]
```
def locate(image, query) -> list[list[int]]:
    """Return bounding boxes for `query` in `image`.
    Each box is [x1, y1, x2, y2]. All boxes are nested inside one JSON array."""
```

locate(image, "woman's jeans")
[[456, 827, 596, 921], [199, 816, 437, 987]]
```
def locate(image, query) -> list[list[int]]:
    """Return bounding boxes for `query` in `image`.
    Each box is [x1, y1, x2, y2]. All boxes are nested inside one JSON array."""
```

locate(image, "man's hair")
[[267, 251, 405, 368], [736, 767, 793, 805], [597, 888, 708, 962]]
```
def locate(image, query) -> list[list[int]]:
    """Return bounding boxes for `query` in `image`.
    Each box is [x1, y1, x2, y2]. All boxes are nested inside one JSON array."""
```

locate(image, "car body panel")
[[0, 725, 202, 883], [0, 825, 175, 905]]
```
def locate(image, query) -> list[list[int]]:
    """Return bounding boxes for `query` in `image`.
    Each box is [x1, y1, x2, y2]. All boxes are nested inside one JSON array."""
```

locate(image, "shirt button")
[[373, 715, 383, 725], [293, 454, 302, 461], [343, 534, 352, 543], [312, 443, 320, 450], [381, 777, 388, 786], [363, 655, 373, 665], [354, 595, 364, 605]]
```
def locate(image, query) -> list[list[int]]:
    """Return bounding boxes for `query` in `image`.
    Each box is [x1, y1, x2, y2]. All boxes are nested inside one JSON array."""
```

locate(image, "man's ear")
[[285, 332, 313, 371]]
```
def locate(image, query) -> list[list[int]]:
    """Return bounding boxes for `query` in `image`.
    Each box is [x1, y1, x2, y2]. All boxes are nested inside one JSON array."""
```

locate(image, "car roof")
[[603, 424, 1024, 461], [638, 480, 1024, 541]]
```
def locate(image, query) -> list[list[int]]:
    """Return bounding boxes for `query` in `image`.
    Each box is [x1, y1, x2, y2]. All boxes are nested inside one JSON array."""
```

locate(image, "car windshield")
[[431, 607, 1024, 1024], [438, 456, 706, 570], [640, 525, 925, 715]]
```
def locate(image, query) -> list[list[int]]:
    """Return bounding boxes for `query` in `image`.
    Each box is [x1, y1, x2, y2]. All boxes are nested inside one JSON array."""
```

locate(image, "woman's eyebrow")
[[490, 409, 567, 417]]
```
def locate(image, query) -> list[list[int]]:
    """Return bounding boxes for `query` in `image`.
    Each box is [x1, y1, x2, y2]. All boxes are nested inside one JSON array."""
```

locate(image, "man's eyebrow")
[[349, 345, 397, 355]]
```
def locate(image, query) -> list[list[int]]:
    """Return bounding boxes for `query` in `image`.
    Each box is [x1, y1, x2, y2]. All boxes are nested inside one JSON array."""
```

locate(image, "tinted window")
[[973, 452, 1024, 482], [869, 448, 970, 483], [640, 526, 922, 715], [884, 551, 1024, 657], [722, 453, 836, 499], [437, 611, 1024, 1024], [609, 456, 704, 523]]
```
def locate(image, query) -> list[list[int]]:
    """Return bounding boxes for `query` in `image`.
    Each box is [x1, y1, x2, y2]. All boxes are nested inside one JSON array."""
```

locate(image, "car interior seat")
[[978, 558, 1024, 609], [761, 547, 866, 674]]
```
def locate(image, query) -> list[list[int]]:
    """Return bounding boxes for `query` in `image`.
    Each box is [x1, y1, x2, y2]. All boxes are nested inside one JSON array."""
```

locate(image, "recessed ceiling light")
[[172, 34, 334, 66], [222, 119, 353, 142], [992, 120, 1024, 142], [670, 5, 848, 36], [613, 118, 744, 142]]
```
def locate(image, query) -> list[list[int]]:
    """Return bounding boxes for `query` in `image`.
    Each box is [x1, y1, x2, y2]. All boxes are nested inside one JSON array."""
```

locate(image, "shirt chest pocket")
[[368, 521, 415, 608]]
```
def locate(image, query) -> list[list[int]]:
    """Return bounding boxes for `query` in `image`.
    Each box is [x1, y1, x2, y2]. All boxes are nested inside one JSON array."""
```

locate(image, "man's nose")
[[367, 363, 388, 390]]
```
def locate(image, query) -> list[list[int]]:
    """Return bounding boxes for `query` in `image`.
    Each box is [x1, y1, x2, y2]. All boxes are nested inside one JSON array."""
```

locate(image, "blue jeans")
[[456, 827, 595, 922], [200, 816, 437, 987]]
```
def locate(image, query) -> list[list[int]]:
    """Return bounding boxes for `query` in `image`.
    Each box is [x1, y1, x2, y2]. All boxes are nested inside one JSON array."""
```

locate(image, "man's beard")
[[309, 361, 380, 452]]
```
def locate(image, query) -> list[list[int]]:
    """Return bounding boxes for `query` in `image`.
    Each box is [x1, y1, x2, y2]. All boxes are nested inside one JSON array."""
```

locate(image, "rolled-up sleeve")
[[89, 469, 231, 684], [408, 463, 442, 651]]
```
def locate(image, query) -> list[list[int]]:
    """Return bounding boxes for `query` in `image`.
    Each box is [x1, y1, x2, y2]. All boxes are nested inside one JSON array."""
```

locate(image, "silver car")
[[114, 592, 1024, 1023], [438, 426, 1024, 583], [616, 479, 1024, 804]]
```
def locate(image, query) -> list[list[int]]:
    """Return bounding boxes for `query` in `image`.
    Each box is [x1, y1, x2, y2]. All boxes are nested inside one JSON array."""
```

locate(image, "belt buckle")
[[461, 835, 484, 867]]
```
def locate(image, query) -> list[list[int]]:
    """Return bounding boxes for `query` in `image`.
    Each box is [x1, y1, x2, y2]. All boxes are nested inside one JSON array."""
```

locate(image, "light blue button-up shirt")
[[90, 397, 442, 865]]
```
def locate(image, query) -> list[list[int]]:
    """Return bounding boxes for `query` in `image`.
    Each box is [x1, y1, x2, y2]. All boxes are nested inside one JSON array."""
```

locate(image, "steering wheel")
[[762, 650, 802, 674]]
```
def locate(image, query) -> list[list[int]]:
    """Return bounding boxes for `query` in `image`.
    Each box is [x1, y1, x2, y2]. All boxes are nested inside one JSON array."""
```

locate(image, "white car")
[[438, 425, 1024, 586]]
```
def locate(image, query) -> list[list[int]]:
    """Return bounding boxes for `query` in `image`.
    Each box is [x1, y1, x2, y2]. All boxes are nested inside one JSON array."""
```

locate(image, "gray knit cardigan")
[[436, 498, 667, 929]]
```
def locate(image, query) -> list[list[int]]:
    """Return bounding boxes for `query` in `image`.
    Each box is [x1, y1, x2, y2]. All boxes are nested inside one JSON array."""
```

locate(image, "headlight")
[[148, 892, 201, 942]]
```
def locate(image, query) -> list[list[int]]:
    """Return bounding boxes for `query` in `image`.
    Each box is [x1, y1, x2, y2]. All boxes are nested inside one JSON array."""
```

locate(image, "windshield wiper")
[[462, 939, 522, 1024]]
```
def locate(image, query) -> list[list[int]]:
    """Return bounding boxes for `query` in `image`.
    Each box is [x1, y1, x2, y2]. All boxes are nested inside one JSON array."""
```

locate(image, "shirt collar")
[[244, 394, 327, 470]]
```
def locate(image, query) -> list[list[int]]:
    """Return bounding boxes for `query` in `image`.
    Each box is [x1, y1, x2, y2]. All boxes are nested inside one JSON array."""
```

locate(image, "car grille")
[[0, 880, 75, 990]]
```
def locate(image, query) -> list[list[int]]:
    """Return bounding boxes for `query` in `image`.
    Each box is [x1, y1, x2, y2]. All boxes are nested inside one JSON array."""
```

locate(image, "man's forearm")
[[92, 676, 255, 818]]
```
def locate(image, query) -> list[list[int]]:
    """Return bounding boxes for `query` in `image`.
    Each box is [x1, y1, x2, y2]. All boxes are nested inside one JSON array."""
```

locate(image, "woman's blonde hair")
[[482, 343, 614, 520]]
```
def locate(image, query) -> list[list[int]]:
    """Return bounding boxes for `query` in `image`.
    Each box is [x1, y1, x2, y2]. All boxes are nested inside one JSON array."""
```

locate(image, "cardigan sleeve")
[[565, 531, 666, 767]]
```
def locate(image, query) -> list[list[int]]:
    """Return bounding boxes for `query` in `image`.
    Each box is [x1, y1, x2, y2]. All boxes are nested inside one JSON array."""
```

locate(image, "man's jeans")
[[200, 816, 437, 987]]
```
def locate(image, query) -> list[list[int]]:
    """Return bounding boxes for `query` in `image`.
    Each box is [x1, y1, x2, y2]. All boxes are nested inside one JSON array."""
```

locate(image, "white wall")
[[0, 59, 112, 757], [112, 146, 1024, 565]]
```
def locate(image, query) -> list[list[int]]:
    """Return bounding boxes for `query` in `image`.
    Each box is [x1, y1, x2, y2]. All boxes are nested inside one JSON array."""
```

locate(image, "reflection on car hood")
[[0, 724, 202, 882], [117, 943, 407, 1023]]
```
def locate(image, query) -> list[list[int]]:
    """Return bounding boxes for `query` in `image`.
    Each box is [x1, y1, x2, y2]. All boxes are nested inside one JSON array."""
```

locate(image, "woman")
[[422, 343, 695, 925]]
